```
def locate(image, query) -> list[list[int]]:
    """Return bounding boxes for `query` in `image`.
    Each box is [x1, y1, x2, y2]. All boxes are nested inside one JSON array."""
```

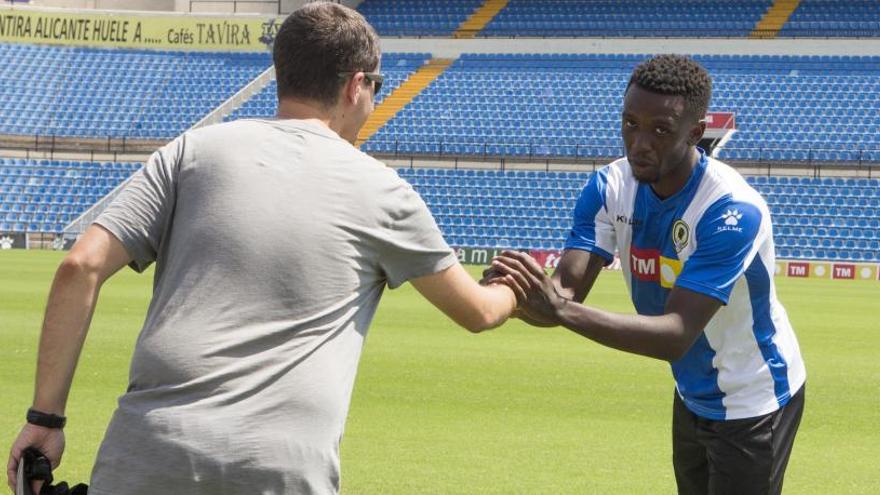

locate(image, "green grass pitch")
[[2, 250, 879, 493]]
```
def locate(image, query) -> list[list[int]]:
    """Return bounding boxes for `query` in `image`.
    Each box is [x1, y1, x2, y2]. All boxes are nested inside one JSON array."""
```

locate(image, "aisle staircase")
[[751, 0, 801, 38], [454, 0, 510, 39], [356, 58, 454, 146]]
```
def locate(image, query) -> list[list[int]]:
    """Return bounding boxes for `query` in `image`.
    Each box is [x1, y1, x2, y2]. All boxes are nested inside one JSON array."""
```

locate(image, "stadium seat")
[[0, 157, 142, 234], [362, 53, 880, 164], [386, 167, 880, 262], [0, 43, 271, 139]]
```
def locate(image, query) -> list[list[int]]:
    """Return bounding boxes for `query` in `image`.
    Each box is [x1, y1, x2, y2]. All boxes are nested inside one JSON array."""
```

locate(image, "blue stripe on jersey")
[[672, 333, 726, 420], [744, 255, 792, 406], [565, 168, 614, 261], [627, 155, 707, 316], [628, 183, 676, 315]]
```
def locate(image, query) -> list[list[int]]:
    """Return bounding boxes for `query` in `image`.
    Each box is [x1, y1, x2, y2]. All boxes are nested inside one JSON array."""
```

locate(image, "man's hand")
[[7, 424, 65, 494], [481, 256, 558, 326], [490, 250, 569, 326], [481, 265, 545, 323], [479, 264, 505, 286]]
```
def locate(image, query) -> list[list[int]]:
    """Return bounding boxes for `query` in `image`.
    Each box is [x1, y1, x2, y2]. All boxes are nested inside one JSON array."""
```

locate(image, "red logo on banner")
[[527, 250, 622, 271], [630, 246, 660, 281], [787, 262, 809, 277], [832, 264, 855, 279], [529, 250, 562, 270]]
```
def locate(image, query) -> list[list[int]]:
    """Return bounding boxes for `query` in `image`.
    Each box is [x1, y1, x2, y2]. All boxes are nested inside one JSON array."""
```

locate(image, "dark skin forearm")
[[490, 250, 721, 363], [552, 296, 700, 362]]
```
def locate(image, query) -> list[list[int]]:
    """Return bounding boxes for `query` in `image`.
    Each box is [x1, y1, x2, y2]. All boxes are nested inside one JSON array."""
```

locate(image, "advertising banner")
[[778, 261, 879, 281], [453, 248, 877, 281], [855, 264, 878, 281], [787, 262, 809, 278], [0, 7, 282, 51], [774, 261, 786, 277], [831, 263, 856, 280], [529, 250, 563, 270], [53, 234, 78, 251], [810, 262, 831, 279], [0, 232, 26, 250], [454, 247, 621, 271], [454, 247, 505, 266]]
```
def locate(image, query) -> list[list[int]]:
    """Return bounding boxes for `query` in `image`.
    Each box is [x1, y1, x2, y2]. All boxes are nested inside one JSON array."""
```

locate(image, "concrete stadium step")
[[751, 0, 801, 39], [356, 58, 454, 146], [454, 0, 510, 39]]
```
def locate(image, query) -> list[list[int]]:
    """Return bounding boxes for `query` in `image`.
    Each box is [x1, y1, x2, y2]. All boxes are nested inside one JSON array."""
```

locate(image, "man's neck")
[[276, 98, 334, 130], [650, 148, 701, 200]]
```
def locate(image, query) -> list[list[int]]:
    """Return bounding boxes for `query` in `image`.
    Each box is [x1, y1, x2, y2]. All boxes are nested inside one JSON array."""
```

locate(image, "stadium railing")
[[0, 134, 163, 156], [362, 140, 880, 171]]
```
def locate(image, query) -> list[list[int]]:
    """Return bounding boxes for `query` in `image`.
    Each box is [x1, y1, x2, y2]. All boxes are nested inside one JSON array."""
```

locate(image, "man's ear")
[[688, 118, 707, 146], [343, 72, 365, 106]]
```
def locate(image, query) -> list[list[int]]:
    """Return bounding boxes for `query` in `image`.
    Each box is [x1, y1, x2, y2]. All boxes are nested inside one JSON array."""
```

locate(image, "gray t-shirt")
[[90, 119, 457, 495]]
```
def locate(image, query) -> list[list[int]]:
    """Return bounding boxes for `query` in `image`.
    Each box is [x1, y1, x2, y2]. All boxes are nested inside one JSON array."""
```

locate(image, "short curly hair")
[[627, 54, 712, 119]]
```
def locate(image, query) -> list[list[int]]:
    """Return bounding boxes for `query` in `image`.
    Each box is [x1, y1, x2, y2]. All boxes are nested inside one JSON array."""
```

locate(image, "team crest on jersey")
[[672, 220, 689, 252]]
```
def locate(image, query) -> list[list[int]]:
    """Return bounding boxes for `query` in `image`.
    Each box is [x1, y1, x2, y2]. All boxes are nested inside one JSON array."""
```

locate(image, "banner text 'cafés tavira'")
[[0, 7, 282, 51]]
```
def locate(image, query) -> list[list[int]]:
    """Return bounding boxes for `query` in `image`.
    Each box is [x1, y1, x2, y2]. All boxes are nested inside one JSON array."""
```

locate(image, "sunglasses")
[[338, 71, 384, 95]]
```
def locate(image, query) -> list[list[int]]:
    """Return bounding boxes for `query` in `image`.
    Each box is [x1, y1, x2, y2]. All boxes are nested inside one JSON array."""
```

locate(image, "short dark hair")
[[627, 54, 712, 119], [273, 3, 380, 107]]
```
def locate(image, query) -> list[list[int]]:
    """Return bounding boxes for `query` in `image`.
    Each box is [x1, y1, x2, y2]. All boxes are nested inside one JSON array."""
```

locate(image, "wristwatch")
[[26, 408, 66, 429]]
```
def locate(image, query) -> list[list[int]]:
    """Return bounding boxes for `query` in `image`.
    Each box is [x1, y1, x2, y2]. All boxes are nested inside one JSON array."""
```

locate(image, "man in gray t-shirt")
[[7, 5, 516, 495]]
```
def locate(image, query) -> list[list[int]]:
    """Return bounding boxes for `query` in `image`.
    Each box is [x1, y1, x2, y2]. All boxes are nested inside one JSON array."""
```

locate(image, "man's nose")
[[628, 132, 653, 157]]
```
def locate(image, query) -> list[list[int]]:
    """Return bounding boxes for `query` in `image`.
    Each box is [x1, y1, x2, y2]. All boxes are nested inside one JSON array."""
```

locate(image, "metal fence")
[[363, 140, 880, 172]]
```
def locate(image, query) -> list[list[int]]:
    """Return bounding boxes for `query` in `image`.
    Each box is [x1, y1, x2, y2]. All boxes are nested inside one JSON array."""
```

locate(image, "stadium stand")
[[0, 157, 140, 233], [357, 0, 483, 36], [396, 167, 880, 263], [226, 53, 431, 122], [0, 43, 271, 140], [362, 53, 880, 164], [480, 0, 773, 37], [780, 0, 880, 38], [1, 2, 877, 263]]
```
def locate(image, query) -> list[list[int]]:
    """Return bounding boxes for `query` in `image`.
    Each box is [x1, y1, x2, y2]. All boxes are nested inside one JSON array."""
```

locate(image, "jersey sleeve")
[[675, 197, 763, 304], [374, 173, 458, 289], [94, 136, 184, 273], [564, 168, 616, 264]]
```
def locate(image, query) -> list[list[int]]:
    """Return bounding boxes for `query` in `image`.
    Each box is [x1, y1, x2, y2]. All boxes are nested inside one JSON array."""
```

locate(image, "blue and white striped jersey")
[[566, 151, 806, 420]]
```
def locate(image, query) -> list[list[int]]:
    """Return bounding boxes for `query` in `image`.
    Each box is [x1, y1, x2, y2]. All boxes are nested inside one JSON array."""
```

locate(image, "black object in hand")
[[16, 448, 88, 495]]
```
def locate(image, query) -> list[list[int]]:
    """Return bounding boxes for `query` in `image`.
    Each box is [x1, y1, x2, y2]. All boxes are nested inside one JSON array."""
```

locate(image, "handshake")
[[479, 250, 573, 328]]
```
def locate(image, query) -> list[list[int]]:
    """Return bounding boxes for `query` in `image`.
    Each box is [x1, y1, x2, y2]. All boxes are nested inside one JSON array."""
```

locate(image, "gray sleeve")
[[94, 137, 184, 273], [376, 177, 457, 289]]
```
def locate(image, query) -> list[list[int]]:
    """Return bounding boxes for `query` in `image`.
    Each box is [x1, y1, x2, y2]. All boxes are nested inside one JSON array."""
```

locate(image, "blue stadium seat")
[[0, 157, 142, 234], [0, 43, 271, 139], [387, 167, 879, 262], [481, 0, 773, 38], [362, 53, 880, 164]]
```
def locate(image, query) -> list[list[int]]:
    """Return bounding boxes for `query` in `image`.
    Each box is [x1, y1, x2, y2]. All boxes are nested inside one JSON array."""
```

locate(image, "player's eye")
[[623, 119, 637, 128], [654, 127, 670, 135]]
